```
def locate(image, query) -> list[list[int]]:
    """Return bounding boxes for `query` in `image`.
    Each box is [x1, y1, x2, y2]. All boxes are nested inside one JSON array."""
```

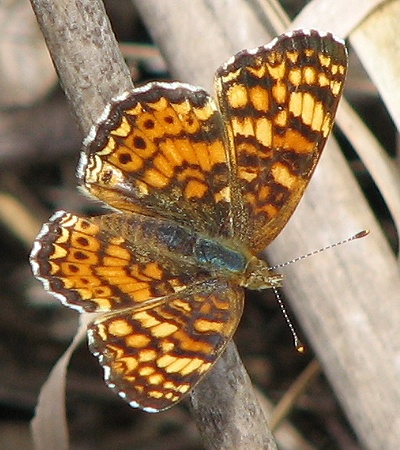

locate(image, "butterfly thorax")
[[193, 236, 282, 290]]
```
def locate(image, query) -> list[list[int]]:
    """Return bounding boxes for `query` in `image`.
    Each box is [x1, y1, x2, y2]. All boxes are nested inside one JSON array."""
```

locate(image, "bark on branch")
[[29, 0, 277, 448]]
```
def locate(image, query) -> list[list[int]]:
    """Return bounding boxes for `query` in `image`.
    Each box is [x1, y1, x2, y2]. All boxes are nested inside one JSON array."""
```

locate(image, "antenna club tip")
[[354, 229, 370, 239], [296, 344, 306, 353]]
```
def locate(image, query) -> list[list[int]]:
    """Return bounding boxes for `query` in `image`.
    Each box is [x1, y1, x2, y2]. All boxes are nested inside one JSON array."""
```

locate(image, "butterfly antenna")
[[272, 286, 305, 353], [270, 230, 369, 352], [270, 229, 369, 271]]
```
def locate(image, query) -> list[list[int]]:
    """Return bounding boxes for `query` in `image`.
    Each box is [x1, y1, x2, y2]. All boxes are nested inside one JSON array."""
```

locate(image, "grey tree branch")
[[30, 0, 133, 135], [133, 2, 400, 450], [190, 343, 276, 450], [29, 0, 276, 448]]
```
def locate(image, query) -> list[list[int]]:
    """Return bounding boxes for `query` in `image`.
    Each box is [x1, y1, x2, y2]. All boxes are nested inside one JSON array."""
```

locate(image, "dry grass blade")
[[31, 315, 94, 450], [269, 360, 321, 432], [0, 192, 42, 247], [290, 0, 384, 36], [0, 0, 56, 107], [336, 100, 400, 237], [350, 1, 400, 132]]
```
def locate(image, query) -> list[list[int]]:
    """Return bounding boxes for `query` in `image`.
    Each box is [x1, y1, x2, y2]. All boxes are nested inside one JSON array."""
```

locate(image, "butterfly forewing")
[[78, 83, 234, 238], [215, 30, 347, 252]]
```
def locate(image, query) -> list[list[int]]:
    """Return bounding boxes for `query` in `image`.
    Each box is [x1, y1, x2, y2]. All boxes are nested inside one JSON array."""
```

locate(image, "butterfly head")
[[242, 256, 283, 290]]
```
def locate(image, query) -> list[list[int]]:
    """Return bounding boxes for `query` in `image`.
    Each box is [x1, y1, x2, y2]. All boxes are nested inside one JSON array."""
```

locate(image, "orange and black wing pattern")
[[78, 83, 234, 238], [30, 210, 220, 313], [89, 281, 243, 412], [216, 30, 347, 252]]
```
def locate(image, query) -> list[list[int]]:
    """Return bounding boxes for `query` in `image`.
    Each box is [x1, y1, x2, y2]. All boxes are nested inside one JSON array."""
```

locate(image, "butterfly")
[[30, 30, 347, 412]]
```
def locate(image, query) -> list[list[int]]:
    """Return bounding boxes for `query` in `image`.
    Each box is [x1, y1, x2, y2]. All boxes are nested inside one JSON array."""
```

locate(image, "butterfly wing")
[[30, 210, 211, 313], [88, 281, 244, 412], [215, 30, 347, 253], [30, 210, 245, 411], [78, 83, 234, 238]]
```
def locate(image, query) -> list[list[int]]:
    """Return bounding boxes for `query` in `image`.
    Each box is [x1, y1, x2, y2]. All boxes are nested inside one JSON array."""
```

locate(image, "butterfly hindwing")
[[88, 281, 244, 412], [30, 211, 214, 313]]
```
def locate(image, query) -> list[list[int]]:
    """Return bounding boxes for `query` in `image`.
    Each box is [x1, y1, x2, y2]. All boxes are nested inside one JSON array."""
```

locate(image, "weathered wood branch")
[[29, 0, 277, 448], [133, 2, 400, 450]]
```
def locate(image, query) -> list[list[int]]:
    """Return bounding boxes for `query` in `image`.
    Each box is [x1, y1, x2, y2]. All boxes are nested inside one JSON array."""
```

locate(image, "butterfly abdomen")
[[99, 212, 248, 279]]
